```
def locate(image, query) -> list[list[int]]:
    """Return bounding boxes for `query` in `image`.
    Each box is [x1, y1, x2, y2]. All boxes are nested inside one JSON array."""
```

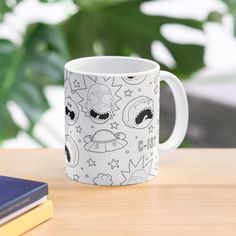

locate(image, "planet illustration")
[[84, 130, 127, 153]]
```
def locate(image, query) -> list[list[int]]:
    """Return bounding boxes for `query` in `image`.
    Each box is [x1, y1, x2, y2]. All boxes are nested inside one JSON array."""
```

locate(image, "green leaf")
[[221, 0, 236, 35], [0, 105, 20, 142], [0, 24, 68, 142], [62, 0, 204, 78], [0, 0, 22, 18]]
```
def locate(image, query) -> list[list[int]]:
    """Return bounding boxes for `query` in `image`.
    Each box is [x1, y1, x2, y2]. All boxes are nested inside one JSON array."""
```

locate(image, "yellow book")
[[0, 200, 53, 236]]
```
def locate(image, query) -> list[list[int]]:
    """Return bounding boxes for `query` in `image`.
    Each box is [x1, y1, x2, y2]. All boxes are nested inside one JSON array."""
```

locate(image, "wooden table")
[[1, 149, 236, 236]]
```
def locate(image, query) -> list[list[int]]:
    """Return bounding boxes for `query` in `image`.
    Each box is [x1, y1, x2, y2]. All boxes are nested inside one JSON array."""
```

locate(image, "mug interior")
[[65, 56, 159, 76]]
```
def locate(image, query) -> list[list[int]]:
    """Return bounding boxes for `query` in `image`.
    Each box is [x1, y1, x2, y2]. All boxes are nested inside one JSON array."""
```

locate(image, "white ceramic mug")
[[64, 56, 188, 186]]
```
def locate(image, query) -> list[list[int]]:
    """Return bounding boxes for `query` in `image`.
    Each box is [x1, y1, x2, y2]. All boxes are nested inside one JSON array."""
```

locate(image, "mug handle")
[[159, 71, 189, 154]]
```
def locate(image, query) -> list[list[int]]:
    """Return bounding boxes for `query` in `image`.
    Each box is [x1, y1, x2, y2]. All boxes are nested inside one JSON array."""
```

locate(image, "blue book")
[[0, 176, 48, 221]]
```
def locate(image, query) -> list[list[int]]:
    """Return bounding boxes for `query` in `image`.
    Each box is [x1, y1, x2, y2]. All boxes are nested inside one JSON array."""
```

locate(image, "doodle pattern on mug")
[[78, 77, 122, 124], [124, 89, 133, 97], [75, 125, 82, 133], [65, 97, 79, 126], [84, 129, 127, 153], [110, 121, 119, 129], [108, 159, 119, 169], [68, 73, 87, 94], [121, 74, 148, 85], [93, 173, 113, 186], [154, 84, 158, 95], [65, 135, 79, 167], [148, 125, 154, 133], [138, 135, 157, 152], [73, 174, 80, 182], [153, 72, 160, 84], [64, 69, 71, 82], [121, 156, 153, 185], [122, 96, 154, 129], [87, 158, 96, 167]]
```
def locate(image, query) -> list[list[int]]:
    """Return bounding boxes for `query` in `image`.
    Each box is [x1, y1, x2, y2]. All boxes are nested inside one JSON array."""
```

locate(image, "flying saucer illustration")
[[84, 130, 127, 153]]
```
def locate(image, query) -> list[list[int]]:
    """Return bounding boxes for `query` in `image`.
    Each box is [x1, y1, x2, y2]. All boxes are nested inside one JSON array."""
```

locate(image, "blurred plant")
[[0, 0, 205, 146], [223, 0, 236, 34]]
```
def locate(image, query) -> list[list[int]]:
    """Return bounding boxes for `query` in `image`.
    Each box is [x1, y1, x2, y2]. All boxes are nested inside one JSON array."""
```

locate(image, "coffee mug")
[[64, 56, 188, 186]]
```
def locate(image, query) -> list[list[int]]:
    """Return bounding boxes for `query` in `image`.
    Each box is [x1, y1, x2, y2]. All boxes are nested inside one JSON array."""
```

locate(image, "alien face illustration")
[[121, 74, 147, 85], [65, 135, 79, 167], [86, 84, 113, 124], [123, 96, 154, 129], [65, 97, 79, 126], [84, 130, 127, 153]]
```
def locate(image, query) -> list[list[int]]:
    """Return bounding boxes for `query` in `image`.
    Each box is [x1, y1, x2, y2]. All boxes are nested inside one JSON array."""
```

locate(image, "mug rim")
[[64, 56, 160, 77]]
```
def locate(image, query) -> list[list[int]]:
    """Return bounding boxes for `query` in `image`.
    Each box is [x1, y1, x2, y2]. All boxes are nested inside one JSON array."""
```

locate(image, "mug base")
[[65, 171, 158, 186]]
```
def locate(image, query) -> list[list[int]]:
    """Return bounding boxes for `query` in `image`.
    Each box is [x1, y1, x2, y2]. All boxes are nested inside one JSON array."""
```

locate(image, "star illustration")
[[110, 122, 119, 129], [76, 125, 82, 133], [108, 159, 119, 169], [124, 89, 132, 97], [73, 174, 80, 182], [154, 85, 158, 95], [87, 158, 96, 167], [148, 125, 154, 133], [73, 80, 80, 88]]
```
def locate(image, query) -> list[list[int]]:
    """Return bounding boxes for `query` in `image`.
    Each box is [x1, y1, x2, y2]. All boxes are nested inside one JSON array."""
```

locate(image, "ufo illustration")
[[84, 129, 127, 153]]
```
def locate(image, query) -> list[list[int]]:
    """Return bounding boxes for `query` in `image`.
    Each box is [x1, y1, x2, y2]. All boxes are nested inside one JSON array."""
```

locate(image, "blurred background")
[[0, 0, 235, 148]]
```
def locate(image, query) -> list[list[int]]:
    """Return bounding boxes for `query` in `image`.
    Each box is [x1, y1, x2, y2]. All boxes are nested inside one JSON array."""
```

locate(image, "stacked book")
[[0, 175, 53, 235]]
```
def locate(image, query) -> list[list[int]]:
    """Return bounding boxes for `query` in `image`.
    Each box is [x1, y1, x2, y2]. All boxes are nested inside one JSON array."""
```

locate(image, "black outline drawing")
[[69, 73, 87, 94], [154, 84, 158, 95], [122, 96, 154, 129], [87, 158, 96, 167], [76, 125, 82, 133], [85, 83, 114, 124], [64, 69, 71, 82], [73, 174, 80, 182], [121, 156, 154, 185], [65, 135, 79, 167], [65, 97, 79, 126], [153, 72, 160, 84], [148, 125, 154, 133], [110, 122, 119, 129], [121, 74, 148, 85], [108, 159, 119, 169], [124, 89, 132, 97], [93, 173, 113, 186], [73, 80, 80, 88], [78, 77, 122, 125], [84, 129, 127, 153]]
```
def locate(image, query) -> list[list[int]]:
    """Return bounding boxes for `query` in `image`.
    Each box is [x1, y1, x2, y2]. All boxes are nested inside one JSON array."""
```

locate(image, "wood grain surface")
[[0, 149, 236, 236]]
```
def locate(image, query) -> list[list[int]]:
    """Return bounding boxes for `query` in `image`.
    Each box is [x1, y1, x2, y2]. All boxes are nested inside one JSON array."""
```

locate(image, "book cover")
[[0, 175, 48, 220], [0, 200, 53, 236], [0, 196, 47, 225]]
